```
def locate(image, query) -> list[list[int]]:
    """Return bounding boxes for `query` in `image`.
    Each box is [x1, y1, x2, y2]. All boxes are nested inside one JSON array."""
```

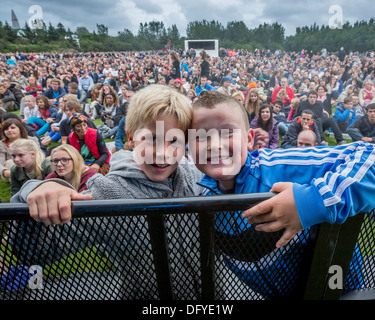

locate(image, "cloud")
[[1, 0, 374, 39]]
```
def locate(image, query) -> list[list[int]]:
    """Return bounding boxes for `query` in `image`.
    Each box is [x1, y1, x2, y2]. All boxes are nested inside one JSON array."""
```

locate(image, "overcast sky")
[[1, 0, 374, 37]]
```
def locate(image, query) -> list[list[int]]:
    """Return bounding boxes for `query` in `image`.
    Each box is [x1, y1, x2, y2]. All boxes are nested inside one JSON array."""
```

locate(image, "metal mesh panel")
[[0, 215, 160, 300], [213, 210, 312, 300], [343, 210, 375, 294], [0, 203, 374, 300]]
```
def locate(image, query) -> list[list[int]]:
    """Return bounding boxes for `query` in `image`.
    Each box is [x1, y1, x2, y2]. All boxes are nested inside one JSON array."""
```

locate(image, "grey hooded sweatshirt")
[[9, 150, 206, 300]]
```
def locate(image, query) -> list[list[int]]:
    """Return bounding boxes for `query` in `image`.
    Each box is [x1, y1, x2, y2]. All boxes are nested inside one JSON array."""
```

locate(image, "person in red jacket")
[[67, 114, 111, 175], [271, 77, 295, 105]]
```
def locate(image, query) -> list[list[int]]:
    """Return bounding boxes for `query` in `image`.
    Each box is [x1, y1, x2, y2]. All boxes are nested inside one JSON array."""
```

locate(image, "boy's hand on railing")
[[241, 182, 303, 248], [27, 182, 93, 225]]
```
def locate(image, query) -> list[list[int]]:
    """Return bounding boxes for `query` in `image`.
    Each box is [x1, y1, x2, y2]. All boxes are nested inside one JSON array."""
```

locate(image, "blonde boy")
[[10, 85, 204, 299]]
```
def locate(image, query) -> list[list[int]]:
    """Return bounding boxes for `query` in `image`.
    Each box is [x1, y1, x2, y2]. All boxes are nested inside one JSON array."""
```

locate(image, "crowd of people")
[[1, 47, 375, 299], [1, 47, 375, 193]]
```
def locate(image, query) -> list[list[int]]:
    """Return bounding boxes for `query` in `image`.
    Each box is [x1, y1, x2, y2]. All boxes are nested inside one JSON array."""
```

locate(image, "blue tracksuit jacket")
[[198, 142, 375, 298]]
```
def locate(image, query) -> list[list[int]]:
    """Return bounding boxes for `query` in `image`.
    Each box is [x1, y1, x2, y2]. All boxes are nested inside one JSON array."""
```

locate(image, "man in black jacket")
[[296, 90, 345, 146], [281, 109, 321, 148]]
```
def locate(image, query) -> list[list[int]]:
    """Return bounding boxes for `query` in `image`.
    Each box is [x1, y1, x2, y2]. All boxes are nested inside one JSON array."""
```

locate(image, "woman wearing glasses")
[[45, 144, 96, 192]]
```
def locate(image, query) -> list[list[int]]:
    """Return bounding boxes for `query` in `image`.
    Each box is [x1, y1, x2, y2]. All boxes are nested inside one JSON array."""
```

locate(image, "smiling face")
[[260, 107, 271, 122], [189, 103, 253, 191], [128, 114, 185, 182]]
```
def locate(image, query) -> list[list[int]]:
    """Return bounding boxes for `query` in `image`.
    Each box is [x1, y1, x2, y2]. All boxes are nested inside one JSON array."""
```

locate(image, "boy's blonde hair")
[[125, 84, 193, 137], [24, 95, 36, 104], [9, 138, 45, 180]]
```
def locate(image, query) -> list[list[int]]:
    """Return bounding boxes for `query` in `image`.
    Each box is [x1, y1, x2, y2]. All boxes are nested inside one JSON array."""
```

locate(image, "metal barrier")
[[0, 194, 374, 300]]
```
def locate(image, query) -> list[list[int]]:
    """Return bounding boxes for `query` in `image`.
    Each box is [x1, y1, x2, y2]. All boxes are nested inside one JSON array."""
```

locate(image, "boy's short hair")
[[343, 97, 353, 105], [192, 91, 250, 130], [125, 84, 193, 136], [51, 78, 61, 85], [68, 82, 78, 90], [308, 90, 318, 98], [274, 99, 283, 107], [66, 100, 82, 112], [367, 103, 375, 111], [301, 109, 314, 117]]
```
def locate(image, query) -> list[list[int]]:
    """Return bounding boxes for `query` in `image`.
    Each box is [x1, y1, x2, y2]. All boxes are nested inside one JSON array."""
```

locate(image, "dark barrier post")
[[199, 211, 215, 300], [303, 213, 365, 300], [147, 213, 174, 300]]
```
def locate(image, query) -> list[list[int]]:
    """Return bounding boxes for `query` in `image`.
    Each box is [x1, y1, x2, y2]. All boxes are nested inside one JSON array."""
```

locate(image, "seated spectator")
[[22, 96, 41, 123], [26, 95, 58, 137], [217, 76, 233, 96], [1, 113, 47, 155], [0, 118, 40, 181], [327, 75, 341, 100], [333, 97, 356, 133], [297, 129, 318, 147], [271, 77, 295, 105], [59, 99, 96, 144], [231, 91, 245, 106], [186, 89, 197, 104], [250, 104, 279, 149], [281, 109, 321, 148], [316, 85, 333, 116], [0, 83, 16, 112], [290, 76, 308, 101], [296, 90, 345, 146], [195, 75, 216, 97], [45, 144, 97, 192], [347, 103, 375, 143], [335, 84, 355, 107], [352, 94, 366, 119], [244, 88, 262, 123], [1, 78, 23, 110], [272, 99, 289, 135], [358, 80, 375, 107], [287, 98, 300, 122], [42, 78, 66, 106], [8, 138, 52, 196], [67, 114, 111, 175], [40, 97, 67, 147], [174, 78, 187, 95], [98, 93, 119, 139]]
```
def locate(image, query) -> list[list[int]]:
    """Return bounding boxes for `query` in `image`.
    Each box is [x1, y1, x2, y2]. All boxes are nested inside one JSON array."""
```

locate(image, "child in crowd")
[[189, 91, 375, 298], [26, 95, 58, 137], [334, 96, 356, 133], [272, 99, 290, 135], [22, 96, 41, 123]]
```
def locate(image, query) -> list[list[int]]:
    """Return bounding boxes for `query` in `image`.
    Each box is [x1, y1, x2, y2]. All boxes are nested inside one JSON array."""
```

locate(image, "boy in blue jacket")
[[189, 91, 375, 298], [334, 97, 356, 133]]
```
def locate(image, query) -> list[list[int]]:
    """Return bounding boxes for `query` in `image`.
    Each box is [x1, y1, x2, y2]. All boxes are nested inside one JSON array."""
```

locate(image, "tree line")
[[0, 17, 374, 53]]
